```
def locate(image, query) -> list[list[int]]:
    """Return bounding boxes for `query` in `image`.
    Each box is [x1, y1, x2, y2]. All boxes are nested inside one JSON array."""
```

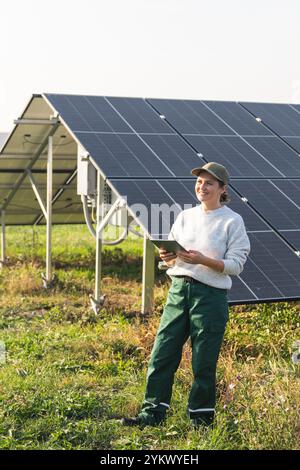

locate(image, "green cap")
[[191, 162, 229, 185]]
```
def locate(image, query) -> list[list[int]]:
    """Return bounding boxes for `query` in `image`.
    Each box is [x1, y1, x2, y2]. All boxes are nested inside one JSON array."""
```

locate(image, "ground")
[[0, 225, 299, 450]]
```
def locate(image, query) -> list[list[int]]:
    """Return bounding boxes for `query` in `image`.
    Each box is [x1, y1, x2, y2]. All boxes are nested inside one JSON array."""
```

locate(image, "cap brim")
[[191, 167, 201, 176], [191, 167, 220, 180], [191, 167, 228, 184]]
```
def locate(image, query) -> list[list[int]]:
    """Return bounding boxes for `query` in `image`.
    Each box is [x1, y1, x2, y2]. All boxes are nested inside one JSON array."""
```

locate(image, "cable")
[[81, 195, 128, 245]]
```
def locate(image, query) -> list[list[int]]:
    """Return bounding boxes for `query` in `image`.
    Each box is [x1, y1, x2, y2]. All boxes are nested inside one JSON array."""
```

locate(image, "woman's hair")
[[218, 181, 230, 205]]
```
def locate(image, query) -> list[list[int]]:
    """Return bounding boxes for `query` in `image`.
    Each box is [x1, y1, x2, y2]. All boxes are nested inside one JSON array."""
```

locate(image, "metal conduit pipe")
[[81, 194, 96, 238], [128, 225, 143, 238], [81, 194, 128, 245], [102, 227, 128, 245]]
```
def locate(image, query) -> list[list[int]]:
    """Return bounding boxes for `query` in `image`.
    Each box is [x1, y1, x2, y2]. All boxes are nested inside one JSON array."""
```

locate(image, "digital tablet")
[[151, 239, 188, 254]]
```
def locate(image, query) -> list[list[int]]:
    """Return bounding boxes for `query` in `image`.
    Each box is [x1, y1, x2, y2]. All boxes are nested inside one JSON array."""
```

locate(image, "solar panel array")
[[42, 94, 300, 305], [2, 94, 300, 305], [0, 98, 82, 226]]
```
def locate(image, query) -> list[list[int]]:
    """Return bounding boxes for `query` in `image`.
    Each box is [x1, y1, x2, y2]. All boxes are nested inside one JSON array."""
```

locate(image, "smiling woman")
[[195, 171, 230, 208], [172, 167, 232, 273], [121, 162, 251, 429]]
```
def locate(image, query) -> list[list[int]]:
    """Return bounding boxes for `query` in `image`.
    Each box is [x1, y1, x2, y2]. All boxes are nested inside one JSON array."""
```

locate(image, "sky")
[[1, 0, 300, 131]]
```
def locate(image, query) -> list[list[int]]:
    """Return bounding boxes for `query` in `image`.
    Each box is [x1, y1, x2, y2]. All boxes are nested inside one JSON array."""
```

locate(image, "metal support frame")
[[81, 193, 128, 244], [34, 169, 77, 227], [1, 123, 60, 287], [89, 172, 106, 314], [0, 211, 6, 268], [26, 170, 47, 219], [141, 234, 155, 314], [83, 181, 154, 314], [41, 136, 56, 289], [46, 136, 53, 282], [1, 122, 60, 212], [5, 114, 158, 313], [14, 118, 59, 126], [6, 126, 68, 288], [88, 177, 128, 314], [96, 196, 127, 235], [95, 171, 103, 302]]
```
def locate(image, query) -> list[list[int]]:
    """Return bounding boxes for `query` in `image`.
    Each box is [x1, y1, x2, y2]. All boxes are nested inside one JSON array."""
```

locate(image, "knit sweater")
[[167, 204, 250, 290]]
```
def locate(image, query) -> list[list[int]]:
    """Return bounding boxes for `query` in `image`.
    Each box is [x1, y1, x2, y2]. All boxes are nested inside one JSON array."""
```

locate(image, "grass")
[[0, 224, 299, 450]]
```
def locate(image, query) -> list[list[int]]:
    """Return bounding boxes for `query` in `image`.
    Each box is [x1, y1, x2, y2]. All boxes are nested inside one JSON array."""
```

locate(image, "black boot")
[[191, 415, 214, 429]]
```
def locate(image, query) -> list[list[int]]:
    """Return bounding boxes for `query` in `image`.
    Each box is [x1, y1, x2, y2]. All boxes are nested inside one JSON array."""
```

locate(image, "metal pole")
[[46, 136, 53, 282], [141, 234, 155, 314], [27, 170, 47, 219], [0, 210, 5, 268], [95, 171, 103, 301], [89, 172, 106, 314]]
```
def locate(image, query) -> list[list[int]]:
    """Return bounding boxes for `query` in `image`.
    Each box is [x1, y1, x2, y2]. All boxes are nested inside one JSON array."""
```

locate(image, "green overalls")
[[138, 275, 229, 426]]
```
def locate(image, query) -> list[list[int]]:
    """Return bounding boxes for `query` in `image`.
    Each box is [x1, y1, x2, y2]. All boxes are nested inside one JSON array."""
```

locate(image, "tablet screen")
[[151, 239, 188, 254]]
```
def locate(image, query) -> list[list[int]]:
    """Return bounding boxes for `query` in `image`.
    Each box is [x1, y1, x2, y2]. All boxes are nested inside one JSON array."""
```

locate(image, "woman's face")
[[195, 171, 225, 206]]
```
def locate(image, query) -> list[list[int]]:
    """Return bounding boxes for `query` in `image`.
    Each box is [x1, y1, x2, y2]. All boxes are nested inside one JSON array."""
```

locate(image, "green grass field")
[[0, 224, 299, 450]]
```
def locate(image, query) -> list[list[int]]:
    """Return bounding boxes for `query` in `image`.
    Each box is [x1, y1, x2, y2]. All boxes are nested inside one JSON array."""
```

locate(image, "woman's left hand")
[[177, 250, 207, 265]]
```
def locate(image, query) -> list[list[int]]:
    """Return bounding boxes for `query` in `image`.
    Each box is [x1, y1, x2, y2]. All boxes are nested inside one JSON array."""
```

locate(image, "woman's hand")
[[177, 250, 225, 272], [177, 249, 206, 265], [159, 248, 177, 263]]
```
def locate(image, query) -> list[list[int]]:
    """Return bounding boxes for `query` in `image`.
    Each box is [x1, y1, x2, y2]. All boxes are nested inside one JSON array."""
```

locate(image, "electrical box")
[[77, 145, 96, 196], [77, 142, 128, 227]]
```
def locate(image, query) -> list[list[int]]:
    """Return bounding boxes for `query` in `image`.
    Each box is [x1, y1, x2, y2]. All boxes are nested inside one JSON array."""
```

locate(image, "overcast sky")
[[1, 0, 300, 130]]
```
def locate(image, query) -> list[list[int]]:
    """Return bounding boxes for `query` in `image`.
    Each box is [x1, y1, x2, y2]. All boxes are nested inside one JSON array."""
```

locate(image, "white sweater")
[[167, 205, 250, 290]]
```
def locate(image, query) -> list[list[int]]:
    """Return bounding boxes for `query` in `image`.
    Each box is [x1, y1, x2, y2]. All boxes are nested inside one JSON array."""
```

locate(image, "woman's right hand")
[[159, 248, 177, 263]]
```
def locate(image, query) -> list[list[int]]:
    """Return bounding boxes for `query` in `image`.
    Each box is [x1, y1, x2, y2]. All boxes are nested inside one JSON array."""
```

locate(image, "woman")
[[121, 162, 250, 428]]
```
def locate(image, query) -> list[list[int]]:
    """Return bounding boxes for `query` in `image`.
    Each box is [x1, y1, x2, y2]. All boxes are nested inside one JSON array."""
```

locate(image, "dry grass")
[[0, 225, 299, 449], [2, 263, 42, 295]]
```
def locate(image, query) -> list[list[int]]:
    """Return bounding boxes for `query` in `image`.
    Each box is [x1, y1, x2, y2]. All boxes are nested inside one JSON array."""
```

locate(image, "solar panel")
[[273, 179, 300, 205], [106, 97, 175, 134], [40, 187, 83, 224], [4, 93, 300, 305], [2, 170, 82, 226], [267, 179, 300, 250], [282, 137, 300, 153], [228, 276, 257, 303], [203, 101, 272, 136], [231, 179, 300, 231], [155, 180, 270, 232], [278, 231, 300, 251], [242, 136, 300, 177], [291, 104, 300, 114], [45, 94, 132, 133], [240, 102, 300, 137], [152, 179, 197, 208], [185, 135, 282, 178], [74, 132, 175, 178], [148, 99, 235, 135], [109, 178, 180, 237], [45, 95, 206, 179], [241, 232, 300, 300], [140, 135, 205, 177], [110, 178, 270, 237], [148, 99, 293, 179], [110, 177, 300, 302]]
